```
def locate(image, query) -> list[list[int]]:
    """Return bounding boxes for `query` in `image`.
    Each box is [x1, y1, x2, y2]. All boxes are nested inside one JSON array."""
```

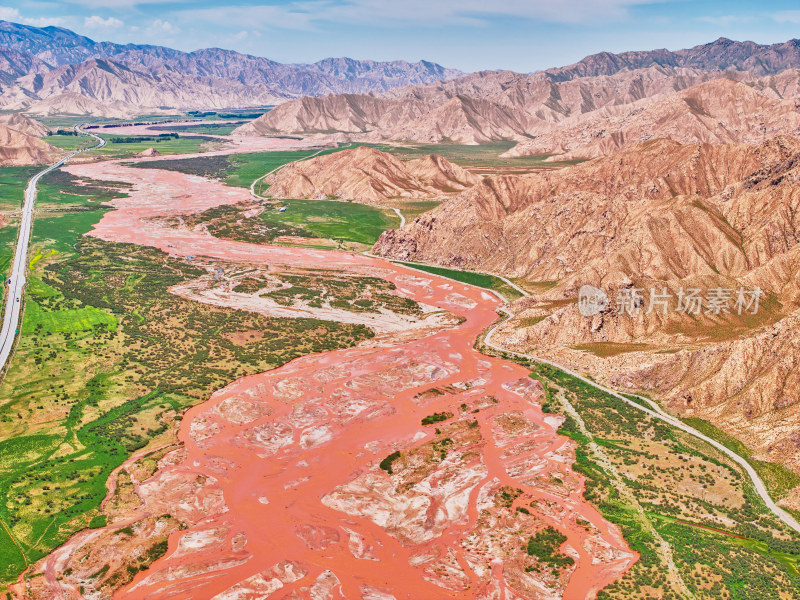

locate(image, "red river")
[[22, 145, 636, 600]]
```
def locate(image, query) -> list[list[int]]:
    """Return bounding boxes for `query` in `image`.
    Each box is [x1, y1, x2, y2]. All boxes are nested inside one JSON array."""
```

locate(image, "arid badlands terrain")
[[4, 22, 800, 600]]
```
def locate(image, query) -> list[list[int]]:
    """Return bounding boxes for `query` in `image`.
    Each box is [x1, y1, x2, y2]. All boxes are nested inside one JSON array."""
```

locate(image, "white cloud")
[[0, 6, 21, 20], [60, 0, 192, 7], [0, 5, 65, 26], [773, 10, 800, 24], [696, 15, 755, 26], [83, 15, 123, 29], [147, 18, 180, 35], [178, 0, 658, 31], [180, 5, 315, 31]]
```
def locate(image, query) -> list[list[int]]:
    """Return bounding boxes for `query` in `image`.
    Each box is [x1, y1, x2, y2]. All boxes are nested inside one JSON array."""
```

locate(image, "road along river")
[[16, 154, 636, 600], [0, 125, 105, 376]]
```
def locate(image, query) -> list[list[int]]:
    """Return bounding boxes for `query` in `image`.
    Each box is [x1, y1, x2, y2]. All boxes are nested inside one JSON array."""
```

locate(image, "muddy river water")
[[24, 146, 636, 600]]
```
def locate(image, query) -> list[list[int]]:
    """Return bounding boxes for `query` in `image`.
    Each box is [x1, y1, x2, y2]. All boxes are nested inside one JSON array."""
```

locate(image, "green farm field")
[[381, 142, 586, 171], [94, 134, 215, 158]]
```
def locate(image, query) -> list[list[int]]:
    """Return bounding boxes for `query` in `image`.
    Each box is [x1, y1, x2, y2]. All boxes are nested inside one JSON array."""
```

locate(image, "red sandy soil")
[[14, 155, 637, 600]]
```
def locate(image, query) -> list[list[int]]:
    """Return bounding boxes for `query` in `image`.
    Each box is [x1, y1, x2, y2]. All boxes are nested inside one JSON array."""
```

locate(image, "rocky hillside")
[[264, 146, 478, 203], [505, 78, 800, 159], [368, 135, 800, 474], [0, 112, 48, 136], [374, 137, 800, 286], [246, 69, 800, 148], [237, 66, 719, 142], [245, 37, 800, 151], [548, 37, 800, 80], [0, 21, 462, 116], [0, 123, 59, 165]]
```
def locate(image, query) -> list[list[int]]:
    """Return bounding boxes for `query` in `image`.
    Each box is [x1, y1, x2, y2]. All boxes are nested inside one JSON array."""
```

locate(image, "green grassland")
[[381, 142, 586, 170], [571, 342, 657, 357], [128, 148, 345, 190], [390, 199, 440, 222], [682, 416, 800, 502], [393, 261, 524, 301], [43, 134, 94, 152], [163, 199, 399, 248], [148, 122, 241, 135], [34, 114, 181, 129], [517, 360, 800, 599], [94, 134, 214, 158], [185, 109, 270, 120], [265, 199, 398, 245], [0, 168, 375, 587], [0, 167, 39, 281], [32, 168, 130, 254], [0, 167, 38, 209]]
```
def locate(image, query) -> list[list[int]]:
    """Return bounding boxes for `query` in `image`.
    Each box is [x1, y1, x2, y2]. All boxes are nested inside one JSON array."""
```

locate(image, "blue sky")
[[3, 1, 800, 72]]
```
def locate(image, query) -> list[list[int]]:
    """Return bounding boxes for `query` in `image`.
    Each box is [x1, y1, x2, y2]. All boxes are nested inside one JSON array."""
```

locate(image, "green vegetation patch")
[[0, 166, 38, 209], [148, 123, 240, 135], [525, 526, 574, 573], [518, 360, 800, 599], [571, 342, 657, 357], [262, 199, 398, 245], [683, 417, 800, 501], [165, 199, 399, 247], [44, 135, 93, 151], [383, 142, 585, 170], [22, 301, 117, 335], [128, 149, 344, 190], [394, 261, 523, 301], [95, 134, 212, 158], [421, 411, 454, 426], [380, 451, 402, 475], [259, 271, 421, 316]]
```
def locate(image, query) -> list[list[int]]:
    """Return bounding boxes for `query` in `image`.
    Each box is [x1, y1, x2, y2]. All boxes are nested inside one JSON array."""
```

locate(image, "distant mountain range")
[[243, 37, 800, 150], [3, 20, 800, 123], [0, 20, 463, 117]]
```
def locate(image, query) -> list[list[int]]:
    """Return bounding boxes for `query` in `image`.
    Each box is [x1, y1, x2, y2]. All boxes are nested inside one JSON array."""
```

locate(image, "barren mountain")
[[236, 94, 429, 135], [264, 146, 478, 203], [505, 79, 800, 159], [374, 137, 800, 286], [238, 66, 727, 142], [548, 37, 800, 80], [0, 112, 48, 136], [247, 38, 800, 148], [0, 123, 59, 165], [369, 135, 800, 472], [22, 92, 143, 119], [245, 66, 800, 146], [0, 21, 462, 115], [238, 92, 539, 143]]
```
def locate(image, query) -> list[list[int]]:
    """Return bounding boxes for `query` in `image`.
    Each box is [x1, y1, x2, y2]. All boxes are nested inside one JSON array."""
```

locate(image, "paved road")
[[482, 305, 800, 536], [389, 258, 800, 536], [0, 124, 105, 375]]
